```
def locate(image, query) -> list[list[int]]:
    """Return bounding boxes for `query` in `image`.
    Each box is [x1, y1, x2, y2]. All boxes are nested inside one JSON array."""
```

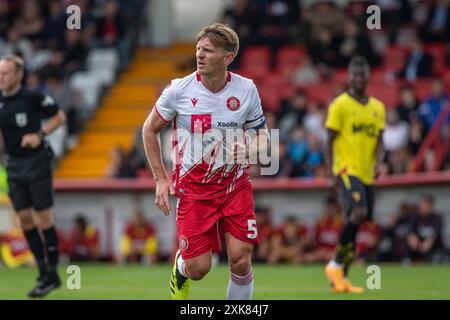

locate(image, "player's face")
[[196, 36, 233, 76], [348, 65, 369, 92], [0, 60, 22, 92]]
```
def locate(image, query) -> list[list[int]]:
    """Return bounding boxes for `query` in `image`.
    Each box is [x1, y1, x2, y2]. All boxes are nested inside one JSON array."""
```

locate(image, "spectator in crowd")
[[396, 85, 420, 123], [221, 0, 261, 65], [0, 0, 13, 39], [253, 207, 274, 263], [0, 26, 34, 63], [398, 33, 433, 82], [419, 0, 450, 43], [303, 133, 326, 178], [335, 19, 379, 68], [407, 195, 445, 262], [286, 126, 308, 177], [307, 27, 337, 71], [303, 100, 326, 143], [65, 214, 100, 262], [291, 54, 320, 86], [418, 78, 449, 133], [62, 29, 89, 76], [0, 214, 34, 268], [303, 196, 343, 264], [356, 220, 382, 262], [105, 145, 136, 178], [43, 0, 67, 50], [273, 141, 293, 177], [120, 209, 158, 264], [278, 89, 308, 139], [268, 216, 309, 264], [14, 0, 44, 44], [95, 0, 125, 48], [408, 113, 426, 155], [383, 110, 411, 174]]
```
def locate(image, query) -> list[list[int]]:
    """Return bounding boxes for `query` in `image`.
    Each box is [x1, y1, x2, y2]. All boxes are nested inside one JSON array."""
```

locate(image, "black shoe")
[[27, 274, 61, 298]]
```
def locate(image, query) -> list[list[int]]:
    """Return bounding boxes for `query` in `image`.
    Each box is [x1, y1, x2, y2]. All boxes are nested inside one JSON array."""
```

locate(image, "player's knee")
[[188, 264, 211, 280], [18, 210, 34, 230], [229, 254, 252, 276], [349, 208, 366, 225]]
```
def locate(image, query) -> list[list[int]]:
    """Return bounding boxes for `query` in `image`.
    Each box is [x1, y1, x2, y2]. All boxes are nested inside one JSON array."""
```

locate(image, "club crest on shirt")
[[226, 96, 240, 111], [179, 235, 189, 251], [15, 113, 27, 127]]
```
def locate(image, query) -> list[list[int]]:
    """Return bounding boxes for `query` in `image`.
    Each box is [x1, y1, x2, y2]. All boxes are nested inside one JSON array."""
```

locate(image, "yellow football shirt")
[[325, 92, 386, 185]]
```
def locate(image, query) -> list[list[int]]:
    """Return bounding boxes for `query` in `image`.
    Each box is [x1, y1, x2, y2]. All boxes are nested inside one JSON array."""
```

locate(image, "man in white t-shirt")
[[142, 23, 269, 300]]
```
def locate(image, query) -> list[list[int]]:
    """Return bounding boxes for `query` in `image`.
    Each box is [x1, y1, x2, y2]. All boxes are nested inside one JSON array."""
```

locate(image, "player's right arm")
[[324, 99, 343, 189], [142, 108, 175, 216], [142, 83, 177, 216]]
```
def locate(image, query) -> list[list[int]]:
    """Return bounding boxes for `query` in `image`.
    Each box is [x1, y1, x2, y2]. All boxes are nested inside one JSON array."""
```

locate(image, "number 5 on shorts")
[[247, 219, 257, 239]]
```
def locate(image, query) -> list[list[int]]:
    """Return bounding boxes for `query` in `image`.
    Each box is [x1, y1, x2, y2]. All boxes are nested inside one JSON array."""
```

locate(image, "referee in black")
[[0, 54, 66, 298]]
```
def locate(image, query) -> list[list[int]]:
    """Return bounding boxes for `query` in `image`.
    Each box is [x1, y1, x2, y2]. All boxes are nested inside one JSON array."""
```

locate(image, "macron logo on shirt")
[[191, 98, 198, 107]]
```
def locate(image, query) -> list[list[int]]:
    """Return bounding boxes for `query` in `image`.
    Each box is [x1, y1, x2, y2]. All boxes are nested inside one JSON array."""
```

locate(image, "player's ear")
[[224, 52, 234, 66]]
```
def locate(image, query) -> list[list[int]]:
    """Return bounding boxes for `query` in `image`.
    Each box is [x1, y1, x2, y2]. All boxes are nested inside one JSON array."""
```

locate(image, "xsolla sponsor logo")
[[217, 121, 238, 128]]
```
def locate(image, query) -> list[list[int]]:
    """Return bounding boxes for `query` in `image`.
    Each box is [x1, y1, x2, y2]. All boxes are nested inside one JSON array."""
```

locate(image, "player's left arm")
[[374, 130, 385, 179], [234, 82, 269, 164], [375, 103, 386, 178], [21, 94, 66, 149]]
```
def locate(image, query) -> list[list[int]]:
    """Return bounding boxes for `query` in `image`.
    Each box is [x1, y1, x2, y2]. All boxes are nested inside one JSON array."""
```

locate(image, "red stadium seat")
[[424, 44, 446, 75], [258, 84, 282, 112], [367, 82, 399, 109], [414, 79, 433, 101], [383, 45, 408, 73], [240, 46, 272, 78], [304, 84, 335, 105], [275, 45, 305, 78]]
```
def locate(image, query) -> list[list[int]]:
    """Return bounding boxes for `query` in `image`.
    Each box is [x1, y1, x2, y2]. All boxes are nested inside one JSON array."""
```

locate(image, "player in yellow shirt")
[[324, 56, 385, 293]]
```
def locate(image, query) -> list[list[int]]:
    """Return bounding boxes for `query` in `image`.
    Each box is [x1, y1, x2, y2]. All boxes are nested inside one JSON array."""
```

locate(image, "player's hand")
[[21, 133, 43, 149], [155, 178, 175, 216], [231, 142, 247, 164], [374, 163, 387, 179]]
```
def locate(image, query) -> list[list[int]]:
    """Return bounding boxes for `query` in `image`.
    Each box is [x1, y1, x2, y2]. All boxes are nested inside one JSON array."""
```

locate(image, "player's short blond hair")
[[196, 23, 239, 56]]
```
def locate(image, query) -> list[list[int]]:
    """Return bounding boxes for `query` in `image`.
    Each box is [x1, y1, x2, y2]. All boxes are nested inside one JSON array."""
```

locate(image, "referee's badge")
[[15, 113, 28, 127]]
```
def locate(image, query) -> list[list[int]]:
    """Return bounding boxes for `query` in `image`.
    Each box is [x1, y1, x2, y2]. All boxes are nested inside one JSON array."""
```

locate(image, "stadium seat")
[[86, 48, 120, 73], [69, 71, 102, 112], [304, 84, 335, 105], [414, 79, 433, 101], [258, 84, 282, 112], [367, 82, 399, 109], [240, 46, 272, 79], [424, 44, 446, 75], [383, 45, 408, 73], [275, 45, 305, 78]]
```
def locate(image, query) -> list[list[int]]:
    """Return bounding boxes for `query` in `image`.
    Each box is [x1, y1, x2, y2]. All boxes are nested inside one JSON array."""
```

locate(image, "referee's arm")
[[21, 110, 66, 149]]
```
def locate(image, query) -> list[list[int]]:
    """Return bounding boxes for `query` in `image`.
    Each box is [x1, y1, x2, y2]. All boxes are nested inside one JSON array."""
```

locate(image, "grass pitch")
[[0, 263, 448, 300]]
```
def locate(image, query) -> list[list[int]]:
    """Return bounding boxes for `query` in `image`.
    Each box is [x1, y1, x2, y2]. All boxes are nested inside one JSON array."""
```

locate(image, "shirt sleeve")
[[154, 82, 177, 122], [325, 99, 342, 132], [35, 93, 59, 118], [378, 102, 386, 131], [244, 82, 266, 130]]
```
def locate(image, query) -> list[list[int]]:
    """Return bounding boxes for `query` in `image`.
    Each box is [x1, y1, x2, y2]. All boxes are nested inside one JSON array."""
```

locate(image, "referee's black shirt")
[[0, 87, 60, 157]]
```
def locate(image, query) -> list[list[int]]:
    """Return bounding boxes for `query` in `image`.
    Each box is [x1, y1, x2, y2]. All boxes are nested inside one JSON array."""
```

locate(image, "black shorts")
[[6, 149, 54, 212], [337, 175, 374, 220]]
